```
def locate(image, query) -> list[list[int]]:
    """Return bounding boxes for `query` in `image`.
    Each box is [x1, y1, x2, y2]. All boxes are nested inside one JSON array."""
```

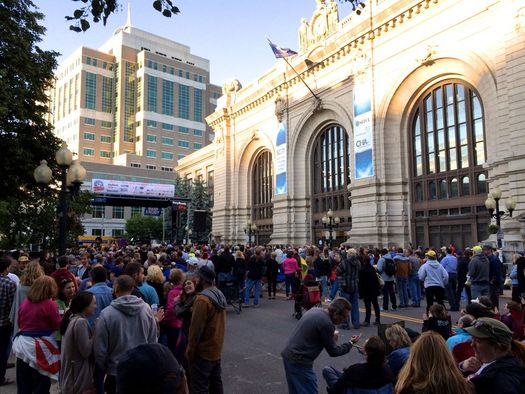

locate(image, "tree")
[[188, 178, 211, 244], [0, 0, 92, 251], [125, 215, 163, 242], [66, 0, 179, 32]]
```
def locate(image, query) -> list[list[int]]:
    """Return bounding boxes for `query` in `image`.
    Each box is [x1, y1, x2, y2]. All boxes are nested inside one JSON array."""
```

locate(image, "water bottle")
[[151, 304, 158, 313]]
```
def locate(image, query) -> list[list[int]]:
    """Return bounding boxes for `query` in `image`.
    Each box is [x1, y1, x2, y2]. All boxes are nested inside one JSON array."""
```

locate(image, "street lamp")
[[322, 209, 340, 247], [244, 219, 258, 246], [34, 142, 86, 256], [484, 187, 516, 248]]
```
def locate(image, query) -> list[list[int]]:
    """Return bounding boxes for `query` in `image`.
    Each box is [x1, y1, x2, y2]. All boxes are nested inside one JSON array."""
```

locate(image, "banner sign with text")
[[143, 207, 162, 216], [92, 179, 175, 198], [353, 80, 374, 180], [275, 122, 287, 195]]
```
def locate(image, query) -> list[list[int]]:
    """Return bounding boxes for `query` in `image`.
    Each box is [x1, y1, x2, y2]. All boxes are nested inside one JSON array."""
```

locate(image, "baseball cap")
[[425, 250, 436, 258], [482, 244, 494, 250], [197, 266, 215, 283], [472, 245, 482, 253], [464, 317, 512, 346]]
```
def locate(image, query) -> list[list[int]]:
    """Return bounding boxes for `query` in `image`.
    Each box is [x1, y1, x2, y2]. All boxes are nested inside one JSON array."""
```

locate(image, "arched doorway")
[[311, 124, 352, 246], [251, 150, 273, 244], [410, 80, 488, 250]]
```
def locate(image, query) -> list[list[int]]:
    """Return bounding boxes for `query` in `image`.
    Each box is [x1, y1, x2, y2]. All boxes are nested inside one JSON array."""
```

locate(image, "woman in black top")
[[265, 252, 279, 299], [359, 261, 381, 326]]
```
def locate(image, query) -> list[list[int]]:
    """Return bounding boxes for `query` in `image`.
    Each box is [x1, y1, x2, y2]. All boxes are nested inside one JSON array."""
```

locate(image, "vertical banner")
[[275, 122, 287, 195], [353, 79, 374, 180]]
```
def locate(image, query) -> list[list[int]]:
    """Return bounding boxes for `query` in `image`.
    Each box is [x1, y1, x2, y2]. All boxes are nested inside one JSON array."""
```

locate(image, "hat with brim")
[[425, 250, 436, 258], [464, 317, 512, 346], [472, 245, 482, 253]]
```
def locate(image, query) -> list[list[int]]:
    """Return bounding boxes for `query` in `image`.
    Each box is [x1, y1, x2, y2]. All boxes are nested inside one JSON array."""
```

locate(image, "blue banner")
[[143, 207, 162, 216], [275, 122, 287, 195], [353, 80, 374, 180]]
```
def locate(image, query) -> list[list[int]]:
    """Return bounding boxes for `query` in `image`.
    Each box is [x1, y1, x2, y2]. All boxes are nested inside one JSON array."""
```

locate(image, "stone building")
[[176, 0, 525, 250]]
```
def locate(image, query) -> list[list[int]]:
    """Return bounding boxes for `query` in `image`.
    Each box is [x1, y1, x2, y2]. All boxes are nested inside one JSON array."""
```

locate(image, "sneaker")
[[373, 321, 380, 326], [361, 321, 370, 327]]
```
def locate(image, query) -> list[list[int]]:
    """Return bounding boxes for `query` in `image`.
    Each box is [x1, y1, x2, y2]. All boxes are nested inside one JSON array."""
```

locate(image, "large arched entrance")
[[310, 124, 352, 246], [251, 150, 274, 244], [409, 80, 488, 249]]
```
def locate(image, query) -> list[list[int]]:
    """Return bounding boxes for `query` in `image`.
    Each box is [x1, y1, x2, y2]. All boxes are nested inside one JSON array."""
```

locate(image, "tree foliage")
[[66, 0, 180, 32], [125, 215, 163, 241]]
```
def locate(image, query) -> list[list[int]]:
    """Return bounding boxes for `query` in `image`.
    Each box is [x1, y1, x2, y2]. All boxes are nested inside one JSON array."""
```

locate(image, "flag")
[[267, 38, 297, 58]]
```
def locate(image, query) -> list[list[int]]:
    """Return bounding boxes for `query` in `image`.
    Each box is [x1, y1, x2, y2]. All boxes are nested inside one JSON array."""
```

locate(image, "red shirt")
[[18, 299, 61, 332]]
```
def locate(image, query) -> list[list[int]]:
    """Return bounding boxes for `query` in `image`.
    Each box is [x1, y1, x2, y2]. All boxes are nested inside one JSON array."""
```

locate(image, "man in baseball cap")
[[468, 245, 490, 300], [460, 317, 525, 392]]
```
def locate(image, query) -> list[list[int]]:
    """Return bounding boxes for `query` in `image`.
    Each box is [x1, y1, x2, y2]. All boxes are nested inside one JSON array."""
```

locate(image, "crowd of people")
[[0, 241, 524, 393]]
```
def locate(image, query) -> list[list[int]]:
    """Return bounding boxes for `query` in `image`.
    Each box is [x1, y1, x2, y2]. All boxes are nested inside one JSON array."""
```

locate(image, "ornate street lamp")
[[322, 209, 340, 247], [34, 142, 86, 255], [244, 219, 258, 246], [484, 187, 516, 248]]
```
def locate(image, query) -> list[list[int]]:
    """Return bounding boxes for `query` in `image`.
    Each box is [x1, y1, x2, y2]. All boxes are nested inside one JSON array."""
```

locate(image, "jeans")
[[318, 275, 328, 298], [283, 359, 318, 394], [445, 273, 459, 310], [329, 279, 339, 299], [382, 281, 397, 310], [471, 283, 489, 300], [408, 275, 422, 305], [340, 290, 360, 328], [244, 279, 262, 305], [424, 286, 445, 314], [363, 295, 380, 323], [16, 358, 51, 394], [396, 277, 409, 307], [285, 274, 296, 296], [322, 366, 343, 391], [189, 356, 223, 394], [0, 324, 11, 384]]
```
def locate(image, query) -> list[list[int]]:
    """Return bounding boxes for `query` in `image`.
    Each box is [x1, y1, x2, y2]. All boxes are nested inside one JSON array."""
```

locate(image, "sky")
[[33, 0, 355, 86]]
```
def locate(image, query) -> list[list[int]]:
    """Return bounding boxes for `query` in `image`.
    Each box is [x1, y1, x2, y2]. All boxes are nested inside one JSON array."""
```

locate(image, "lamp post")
[[33, 142, 87, 256], [484, 187, 516, 249], [244, 219, 258, 246], [322, 209, 340, 247], [187, 228, 193, 244]]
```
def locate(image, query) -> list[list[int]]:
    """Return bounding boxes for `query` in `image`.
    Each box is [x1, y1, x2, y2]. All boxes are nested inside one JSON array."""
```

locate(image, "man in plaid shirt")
[[0, 256, 17, 386]]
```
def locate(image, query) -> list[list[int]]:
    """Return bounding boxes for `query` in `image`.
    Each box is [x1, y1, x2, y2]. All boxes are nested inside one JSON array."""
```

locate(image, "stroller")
[[294, 274, 322, 319]]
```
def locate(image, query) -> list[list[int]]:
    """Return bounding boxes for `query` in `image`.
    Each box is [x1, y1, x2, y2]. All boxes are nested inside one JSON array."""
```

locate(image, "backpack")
[[384, 258, 396, 276]]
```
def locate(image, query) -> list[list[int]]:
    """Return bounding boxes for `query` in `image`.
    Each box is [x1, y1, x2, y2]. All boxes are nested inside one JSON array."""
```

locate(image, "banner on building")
[[275, 122, 287, 195], [91, 179, 175, 198], [353, 80, 374, 180], [143, 207, 162, 216]]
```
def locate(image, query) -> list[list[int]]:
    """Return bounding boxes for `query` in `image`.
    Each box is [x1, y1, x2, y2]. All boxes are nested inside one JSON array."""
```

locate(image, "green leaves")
[[66, 0, 180, 32]]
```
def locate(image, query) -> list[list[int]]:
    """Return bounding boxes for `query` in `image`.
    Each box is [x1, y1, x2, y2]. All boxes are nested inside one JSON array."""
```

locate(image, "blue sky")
[[33, 0, 354, 86]]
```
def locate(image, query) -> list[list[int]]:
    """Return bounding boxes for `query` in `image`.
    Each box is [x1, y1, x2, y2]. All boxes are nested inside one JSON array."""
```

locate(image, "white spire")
[[126, 2, 132, 27]]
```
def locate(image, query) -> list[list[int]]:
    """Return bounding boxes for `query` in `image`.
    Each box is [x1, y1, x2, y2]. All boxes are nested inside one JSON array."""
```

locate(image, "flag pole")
[[282, 57, 320, 100]]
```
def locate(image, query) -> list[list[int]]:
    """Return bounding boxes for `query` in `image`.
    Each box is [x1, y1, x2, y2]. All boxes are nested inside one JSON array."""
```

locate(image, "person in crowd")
[[447, 314, 474, 352], [147, 264, 167, 307], [441, 247, 459, 311], [9, 261, 45, 341], [198, 252, 214, 271], [244, 247, 265, 307], [0, 257, 17, 387], [94, 275, 159, 394], [457, 248, 473, 305], [323, 336, 394, 394], [232, 250, 246, 289], [216, 246, 235, 282], [464, 296, 497, 320], [407, 249, 422, 307], [328, 249, 340, 301], [336, 248, 361, 329], [56, 278, 77, 316], [385, 324, 412, 379], [86, 266, 113, 326], [377, 249, 397, 311], [468, 245, 490, 299], [510, 253, 522, 302], [123, 262, 153, 303], [117, 343, 188, 394], [359, 256, 381, 326], [164, 269, 185, 356], [394, 249, 410, 308], [461, 317, 525, 393], [12, 276, 62, 393], [59, 292, 97, 394], [516, 252, 525, 300], [500, 300, 525, 341], [76, 252, 91, 281], [283, 250, 299, 299], [266, 251, 279, 300], [422, 303, 452, 340], [174, 276, 198, 373], [483, 245, 502, 310], [314, 247, 331, 301], [396, 331, 474, 394], [51, 255, 78, 292], [418, 250, 449, 313], [281, 298, 359, 394], [186, 266, 227, 393]]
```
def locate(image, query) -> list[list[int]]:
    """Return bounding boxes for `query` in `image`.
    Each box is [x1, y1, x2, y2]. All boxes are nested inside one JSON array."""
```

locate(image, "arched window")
[[311, 124, 351, 245], [252, 151, 273, 221], [410, 81, 488, 249]]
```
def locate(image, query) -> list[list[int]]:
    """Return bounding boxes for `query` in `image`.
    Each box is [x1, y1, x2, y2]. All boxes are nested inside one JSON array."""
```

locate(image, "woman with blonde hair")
[[147, 264, 166, 307], [9, 261, 45, 336], [385, 324, 412, 378], [395, 331, 474, 394], [12, 276, 62, 392]]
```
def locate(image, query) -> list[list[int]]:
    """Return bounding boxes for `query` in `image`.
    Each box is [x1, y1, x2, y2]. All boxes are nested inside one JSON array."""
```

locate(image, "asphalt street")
[[3, 294, 473, 394]]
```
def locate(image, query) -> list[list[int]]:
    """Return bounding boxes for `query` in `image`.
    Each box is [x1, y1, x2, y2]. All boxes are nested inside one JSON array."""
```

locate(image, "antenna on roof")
[[126, 2, 132, 27]]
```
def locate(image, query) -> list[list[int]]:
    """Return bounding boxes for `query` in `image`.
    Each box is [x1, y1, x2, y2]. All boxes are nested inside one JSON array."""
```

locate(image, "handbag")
[[377, 272, 385, 289], [504, 275, 512, 287]]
